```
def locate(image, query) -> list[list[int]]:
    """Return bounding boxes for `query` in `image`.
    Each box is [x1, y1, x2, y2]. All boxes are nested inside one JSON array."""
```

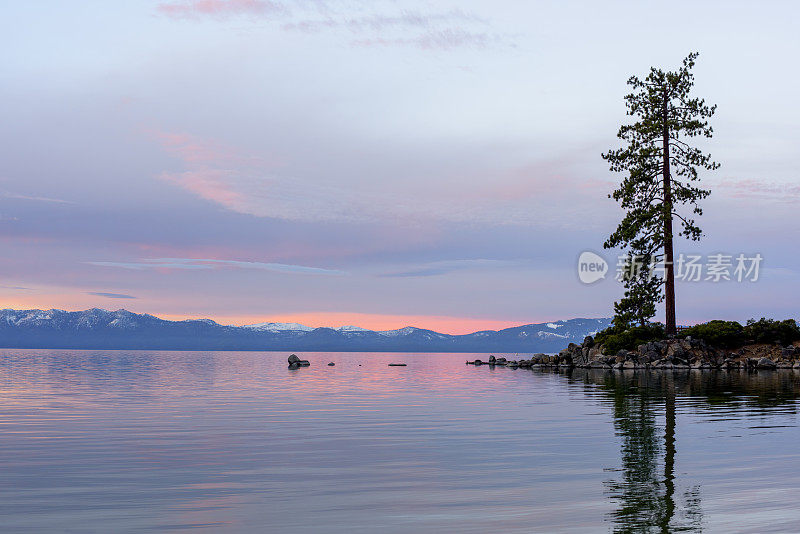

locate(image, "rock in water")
[[328, 362, 335, 366], [288, 354, 310, 368], [757, 357, 777, 369], [388, 363, 407, 367]]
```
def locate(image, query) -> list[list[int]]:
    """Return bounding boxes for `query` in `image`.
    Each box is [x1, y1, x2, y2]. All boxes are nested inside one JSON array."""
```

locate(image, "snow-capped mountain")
[[243, 322, 314, 332], [0, 308, 611, 352], [337, 325, 370, 332]]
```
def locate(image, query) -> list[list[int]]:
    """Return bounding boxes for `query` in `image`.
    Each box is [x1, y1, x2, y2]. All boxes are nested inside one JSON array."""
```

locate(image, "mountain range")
[[0, 308, 611, 353]]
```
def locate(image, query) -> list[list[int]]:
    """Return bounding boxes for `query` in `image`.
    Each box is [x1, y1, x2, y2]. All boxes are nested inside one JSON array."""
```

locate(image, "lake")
[[1, 349, 799, 533]]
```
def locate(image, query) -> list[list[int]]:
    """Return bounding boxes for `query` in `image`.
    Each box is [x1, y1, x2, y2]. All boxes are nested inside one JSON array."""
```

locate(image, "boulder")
[[757, 357, 777, 369], [583, 336, 595, 348], [328, 362, 335, 366], [667, 344, 689, 360], [588, 346, 604, 361], [782, 346, 798, 359], [288, 354, 309, 368], [488, 355, 496, 364]]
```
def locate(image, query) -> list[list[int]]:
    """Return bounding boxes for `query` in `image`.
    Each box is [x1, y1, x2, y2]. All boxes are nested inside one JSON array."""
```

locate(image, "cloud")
[[88, 292, 137, 299], [157, 0, 284, 19], [157, 2, 503, 50], [714, 178, 800, 201], [282, 9, 483, 33], [382, 259, 519, 277], [1, 191, 74, 204], [160, 169, 248, 210], [154, 132, 277, 217], [153, 131, 604, 227], [353, 29, 495, 50], [87, 258, 344, 275]]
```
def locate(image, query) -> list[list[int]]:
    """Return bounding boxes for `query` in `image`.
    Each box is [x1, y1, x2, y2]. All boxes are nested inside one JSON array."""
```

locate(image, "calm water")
[[1, 350, 800, 533]]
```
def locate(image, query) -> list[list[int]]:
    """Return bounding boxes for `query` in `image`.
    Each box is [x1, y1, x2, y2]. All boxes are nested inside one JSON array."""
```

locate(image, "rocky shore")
[[467, 335, 800, 370]]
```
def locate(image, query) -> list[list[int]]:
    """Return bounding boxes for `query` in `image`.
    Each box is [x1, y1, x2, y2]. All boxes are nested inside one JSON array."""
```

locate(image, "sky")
[[1, 0, 798, 333]]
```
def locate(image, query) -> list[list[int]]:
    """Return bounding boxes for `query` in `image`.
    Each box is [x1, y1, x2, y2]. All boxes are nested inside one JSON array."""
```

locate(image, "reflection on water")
[[1, 350, 799, 533], [582, 372, 696, 533], [564, 369, 800, 533]]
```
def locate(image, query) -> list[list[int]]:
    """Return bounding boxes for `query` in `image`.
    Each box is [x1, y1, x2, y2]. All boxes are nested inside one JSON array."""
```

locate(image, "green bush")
[[678, 320, 744, 348], [744, 318, 800, 346], [595, 323, 665, 354]]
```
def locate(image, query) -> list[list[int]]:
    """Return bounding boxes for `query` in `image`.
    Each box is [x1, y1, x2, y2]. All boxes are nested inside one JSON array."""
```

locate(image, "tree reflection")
[[564, 371, 696, 532], [561, 368, 800, 532]]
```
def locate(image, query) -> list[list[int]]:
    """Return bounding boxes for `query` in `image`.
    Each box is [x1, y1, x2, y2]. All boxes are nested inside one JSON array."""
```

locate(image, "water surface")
[[1, 350, 799, 532]]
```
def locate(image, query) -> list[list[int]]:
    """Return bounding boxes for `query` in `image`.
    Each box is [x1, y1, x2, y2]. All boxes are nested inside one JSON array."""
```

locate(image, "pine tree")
[[614, 251, 663, 328], [603, 52, 719, 335]]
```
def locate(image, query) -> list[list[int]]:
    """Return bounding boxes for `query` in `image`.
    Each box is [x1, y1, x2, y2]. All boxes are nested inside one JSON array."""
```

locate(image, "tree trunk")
[[662, 89, 676, 336]]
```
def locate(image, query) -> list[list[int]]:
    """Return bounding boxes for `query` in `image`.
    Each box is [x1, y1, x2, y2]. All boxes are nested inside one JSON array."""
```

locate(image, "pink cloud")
[[151, 130, 599, 228], [159, 169, 247, 211], [157, 0, 284, 20], [155, 132, 230, 165], [153, 131, 261, 213]]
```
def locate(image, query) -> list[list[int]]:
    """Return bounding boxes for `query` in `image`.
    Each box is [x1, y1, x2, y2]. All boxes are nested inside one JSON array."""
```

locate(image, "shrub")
[[744, 318, 800, 346], [595, 323, 665, 354], [678, 320, 744, 348]]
